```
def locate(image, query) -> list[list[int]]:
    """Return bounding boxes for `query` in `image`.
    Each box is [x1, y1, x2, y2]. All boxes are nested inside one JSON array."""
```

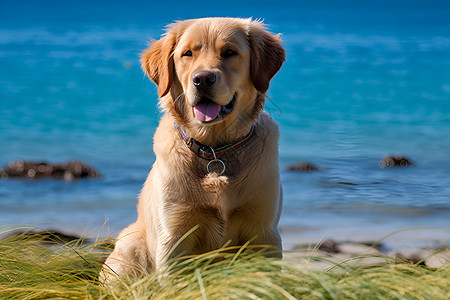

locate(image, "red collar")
[[175, 124, 256, 161]]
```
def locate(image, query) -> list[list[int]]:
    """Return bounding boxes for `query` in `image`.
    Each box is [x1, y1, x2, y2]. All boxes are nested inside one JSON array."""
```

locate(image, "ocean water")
[[1, 0, 449, 247]]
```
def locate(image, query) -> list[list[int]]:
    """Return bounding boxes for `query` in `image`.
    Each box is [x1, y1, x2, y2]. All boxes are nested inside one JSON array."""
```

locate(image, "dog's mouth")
[[193, 95, 236, 123]]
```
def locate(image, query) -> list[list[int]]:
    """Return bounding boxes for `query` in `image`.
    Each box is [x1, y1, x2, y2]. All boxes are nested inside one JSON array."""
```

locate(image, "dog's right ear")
[[141, 34, 176, 98]]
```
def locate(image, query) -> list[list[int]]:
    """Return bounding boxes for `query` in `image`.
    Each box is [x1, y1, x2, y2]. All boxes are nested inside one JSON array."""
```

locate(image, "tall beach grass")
[[0, 228, 449, 300]]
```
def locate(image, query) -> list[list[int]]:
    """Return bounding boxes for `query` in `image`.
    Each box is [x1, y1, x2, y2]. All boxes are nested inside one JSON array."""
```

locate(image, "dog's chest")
[[200, 173, 229, 203], [165, 170, 244, 213]]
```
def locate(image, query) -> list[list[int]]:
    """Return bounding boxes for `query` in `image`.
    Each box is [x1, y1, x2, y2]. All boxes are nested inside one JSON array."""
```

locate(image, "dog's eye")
[[182, 50, 192, 57], [222, 49, 237, 58]]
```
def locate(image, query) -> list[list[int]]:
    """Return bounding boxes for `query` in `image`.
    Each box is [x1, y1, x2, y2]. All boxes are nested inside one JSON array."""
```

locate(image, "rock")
[[317, 240, 340, 253], [0, 160, 102, 180], [1, 229, 115, 255], [394, 248, 450, 267], [425, 250, 450, 267], [394, 249, 431, 264], [1, 229, 85, 244], [286, 162, 320, 172], [380, 155, 414, 168]]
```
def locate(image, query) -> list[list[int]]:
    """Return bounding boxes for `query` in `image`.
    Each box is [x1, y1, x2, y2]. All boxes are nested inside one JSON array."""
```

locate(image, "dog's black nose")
[[192, 71, 216, 87]]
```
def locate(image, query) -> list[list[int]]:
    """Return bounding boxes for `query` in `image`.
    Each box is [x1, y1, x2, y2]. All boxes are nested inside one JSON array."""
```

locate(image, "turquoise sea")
[[1, 0, 449, 247]]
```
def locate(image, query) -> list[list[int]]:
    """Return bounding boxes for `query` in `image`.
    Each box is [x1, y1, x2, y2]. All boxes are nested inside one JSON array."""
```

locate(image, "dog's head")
[[141, 18, 285, 143]]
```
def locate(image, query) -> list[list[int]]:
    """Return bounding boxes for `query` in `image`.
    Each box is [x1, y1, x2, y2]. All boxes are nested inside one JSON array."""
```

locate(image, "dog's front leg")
[[100, 222, 151, 284], [154, 231, 195, 271]]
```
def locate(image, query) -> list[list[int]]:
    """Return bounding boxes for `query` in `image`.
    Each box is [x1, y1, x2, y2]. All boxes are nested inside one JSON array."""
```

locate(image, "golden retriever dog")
[[100, 17, 285, 283]]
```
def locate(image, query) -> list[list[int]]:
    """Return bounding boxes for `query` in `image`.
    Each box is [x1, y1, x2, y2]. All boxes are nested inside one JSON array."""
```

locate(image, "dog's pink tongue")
[[193, 102, 221, 122]]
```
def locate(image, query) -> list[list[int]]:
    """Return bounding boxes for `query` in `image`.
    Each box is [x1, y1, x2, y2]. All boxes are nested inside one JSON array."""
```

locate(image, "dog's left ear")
[[248, 21, 286, 94], [141, 33, 176, 97]]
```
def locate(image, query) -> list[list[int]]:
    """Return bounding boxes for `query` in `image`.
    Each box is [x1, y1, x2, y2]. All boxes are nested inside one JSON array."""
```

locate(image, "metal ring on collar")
[[207, 147, 226, 175], [207, 159, 226, 175]]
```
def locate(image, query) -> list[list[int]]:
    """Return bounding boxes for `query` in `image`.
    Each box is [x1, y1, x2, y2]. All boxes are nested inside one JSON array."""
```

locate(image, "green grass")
[[0, 229, 449, 300]]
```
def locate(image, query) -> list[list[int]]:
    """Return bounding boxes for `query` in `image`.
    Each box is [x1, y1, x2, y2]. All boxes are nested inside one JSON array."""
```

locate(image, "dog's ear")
[[141, 33, 176, 97], [248, 21, 286, 94]]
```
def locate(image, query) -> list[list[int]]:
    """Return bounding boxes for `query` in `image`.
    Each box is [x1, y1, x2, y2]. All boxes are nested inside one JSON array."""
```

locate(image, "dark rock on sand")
[[317, 240, 340, 253], [396, 252, 427, 265], [380, 155, 414, 168], [0, 160, 102, 180], [286, 162, 320, 172], [1, 229, 115, 250], [2, 229, 85, 244]]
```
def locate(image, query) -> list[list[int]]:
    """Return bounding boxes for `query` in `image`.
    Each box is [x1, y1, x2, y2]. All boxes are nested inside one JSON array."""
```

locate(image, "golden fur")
[[100, 17, 285, 283]]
